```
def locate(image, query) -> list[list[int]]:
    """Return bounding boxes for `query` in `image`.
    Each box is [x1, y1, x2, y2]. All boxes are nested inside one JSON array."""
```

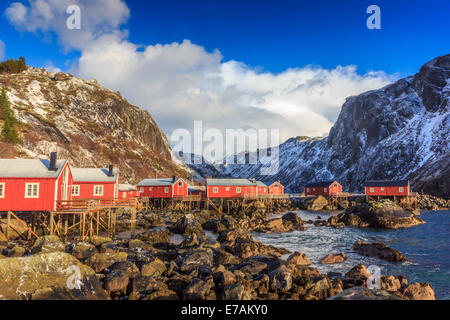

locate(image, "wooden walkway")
[[1, 198, 139, 242]]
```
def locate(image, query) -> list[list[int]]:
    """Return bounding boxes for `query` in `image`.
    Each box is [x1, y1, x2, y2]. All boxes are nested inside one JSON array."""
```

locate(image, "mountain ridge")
[[0, 66, 190, 184], [210, 54, 450, 197]]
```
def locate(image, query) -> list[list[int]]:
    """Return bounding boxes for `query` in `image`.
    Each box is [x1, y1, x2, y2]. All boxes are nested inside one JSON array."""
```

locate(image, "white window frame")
[[274, 184, 279, 188], [25, 183, 40, 198], [140, 187, 144, 193], [380, 187, 384, 191], [369, 187, 374, 193], [399, 187, 404, 192], [226, 187, 230, 191], [0, 183, 5, 198], [123, 192, 127, 198], [71, 185, 80, 196], [324, 188, 327, 192], [94, 185, 104, 196], [236, 187, 241, 193], [178, 181, 183, 187], [306, 188, 309, 192], [164, 187, 169, 193], [149, 187, 153, 191], [213, 187, 218, 193]]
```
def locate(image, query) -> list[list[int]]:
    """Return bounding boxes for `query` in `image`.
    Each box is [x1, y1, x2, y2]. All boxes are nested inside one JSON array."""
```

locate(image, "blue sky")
[[1, 0, 449, 77], [0, 0, 449, 148]]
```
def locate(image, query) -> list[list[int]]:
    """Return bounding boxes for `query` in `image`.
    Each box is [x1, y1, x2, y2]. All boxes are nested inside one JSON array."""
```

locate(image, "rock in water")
[[287, 252, 311, 266], [405, 283, 436, 300], [0, 252, 104, 300], [352, 241, 409, 262], [320, 253, 347, 264], [339, 200, 425, 229]]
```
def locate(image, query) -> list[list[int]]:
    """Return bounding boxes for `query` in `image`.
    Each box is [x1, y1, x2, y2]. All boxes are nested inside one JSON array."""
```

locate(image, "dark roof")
[[364, 180, 409, 187], [304, 180, 339, 188]]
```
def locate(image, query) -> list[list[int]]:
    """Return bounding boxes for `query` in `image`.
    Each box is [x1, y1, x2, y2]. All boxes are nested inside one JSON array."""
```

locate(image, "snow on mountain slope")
[[213, 55, 450, 197]]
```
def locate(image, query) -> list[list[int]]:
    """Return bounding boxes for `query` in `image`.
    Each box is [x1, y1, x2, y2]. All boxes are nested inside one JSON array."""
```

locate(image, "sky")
[[0, 0, 449, 155]]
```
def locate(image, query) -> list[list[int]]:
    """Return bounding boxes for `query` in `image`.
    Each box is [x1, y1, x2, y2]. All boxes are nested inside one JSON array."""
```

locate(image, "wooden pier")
[[1, 198, 139, 241]]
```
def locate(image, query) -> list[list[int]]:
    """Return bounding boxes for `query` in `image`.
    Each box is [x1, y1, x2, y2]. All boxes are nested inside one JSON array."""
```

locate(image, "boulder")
[[0, 219, 29, 240], [287, 252, 311, 266], [135, 229, 171, 248], [352, 241, 409, 262], [269, 266, 292, 292], [342, 201, 425, 229], [104, 270, 129, 294], [405, 283, 436, 300], [328, 287, 402, 300], [282, 212, 304, 228], [7, 246, 27, 257], [109, 261, 140, 279], [85, 252, 128, 272], [222, 283, 252, 300], [31, 235, 65, 254], [344, 263, 371, 285], [170, 214, 204, 237], [176, 249, 214, 271], [132, 277, 168, 293], [182, 278, 212, 300], [90, 236, 113, 247], [320, 253, 347, 264], [72, 242, 97, 260], [141, 258, 166, 277], [0, 252, 100, 300]]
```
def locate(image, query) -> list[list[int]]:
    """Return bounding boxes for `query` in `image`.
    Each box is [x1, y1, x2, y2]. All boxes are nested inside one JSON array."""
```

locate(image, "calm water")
[[252, 210, 450, 299]]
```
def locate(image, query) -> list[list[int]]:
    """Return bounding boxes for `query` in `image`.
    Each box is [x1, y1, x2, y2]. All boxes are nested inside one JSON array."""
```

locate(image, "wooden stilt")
[[6, 211, 11, 240], [50, 212, 55, 235]]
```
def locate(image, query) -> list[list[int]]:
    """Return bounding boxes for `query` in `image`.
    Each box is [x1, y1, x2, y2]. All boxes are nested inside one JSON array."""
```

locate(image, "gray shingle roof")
[[71, 167, 119, 182], [256, 181, 268, 187], [206, 178, 254, 186], [119, 184, 137, 192], [0, 159, 68, 178], [364, 180, 409, 187], [137, 178, 180, 187], [305, 180, 339, 188]]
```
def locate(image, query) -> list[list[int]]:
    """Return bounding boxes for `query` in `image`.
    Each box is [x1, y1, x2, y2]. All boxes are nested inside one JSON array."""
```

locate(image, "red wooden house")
[[137, 177, 188, 198], [119, 184, 139, 199], [269, 181, 284, 195], [206, 178, 257, 198], [0, 153, 72, 212], [304, 180, 342, 196], [256, 181, 268, 194], [364, 180, 410, 197], [71, 165, 119, 200]]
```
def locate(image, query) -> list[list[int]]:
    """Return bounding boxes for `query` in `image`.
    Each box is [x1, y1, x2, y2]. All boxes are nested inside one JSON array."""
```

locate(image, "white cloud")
[[76, 36, 394, 144], [5, 0, 396, 151], [0, 40, 5, 61], [44, 60, 62, 73], [5, 0, 129, 51]]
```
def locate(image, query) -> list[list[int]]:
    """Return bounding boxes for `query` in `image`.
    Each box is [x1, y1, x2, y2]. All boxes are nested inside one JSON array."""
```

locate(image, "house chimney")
[[49, 152, 57, 171], [108, 165, 114, 177], [252, 177, 256, 184], [172, 175, 176, 183]]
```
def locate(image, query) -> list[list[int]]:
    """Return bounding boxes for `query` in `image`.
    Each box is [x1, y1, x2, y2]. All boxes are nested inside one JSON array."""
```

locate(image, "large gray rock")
[[0, 252, 106, 300]]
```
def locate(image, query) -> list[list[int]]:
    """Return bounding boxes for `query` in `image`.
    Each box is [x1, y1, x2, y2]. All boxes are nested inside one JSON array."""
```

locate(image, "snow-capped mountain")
[[213, 55, 450, 197], [0, 67, 189, 184]]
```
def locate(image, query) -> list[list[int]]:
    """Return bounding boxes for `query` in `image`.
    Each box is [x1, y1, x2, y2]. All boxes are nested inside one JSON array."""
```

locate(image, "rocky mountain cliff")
[[215, 55, 450, 197], [0, 67, 189, 184]]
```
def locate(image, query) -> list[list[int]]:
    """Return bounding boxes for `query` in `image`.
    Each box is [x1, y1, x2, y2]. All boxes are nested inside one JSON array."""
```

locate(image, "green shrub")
[[0, 57, 27, 74], [0, 89, 20, 144]]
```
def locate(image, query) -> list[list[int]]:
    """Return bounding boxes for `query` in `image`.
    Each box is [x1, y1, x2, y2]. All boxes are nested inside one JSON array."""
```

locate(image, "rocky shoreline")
[[0, 203, 438, 300]]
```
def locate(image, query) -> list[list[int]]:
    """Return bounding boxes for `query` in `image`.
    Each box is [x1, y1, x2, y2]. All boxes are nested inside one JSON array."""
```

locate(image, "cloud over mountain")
[[5, 0, 396, 147]]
